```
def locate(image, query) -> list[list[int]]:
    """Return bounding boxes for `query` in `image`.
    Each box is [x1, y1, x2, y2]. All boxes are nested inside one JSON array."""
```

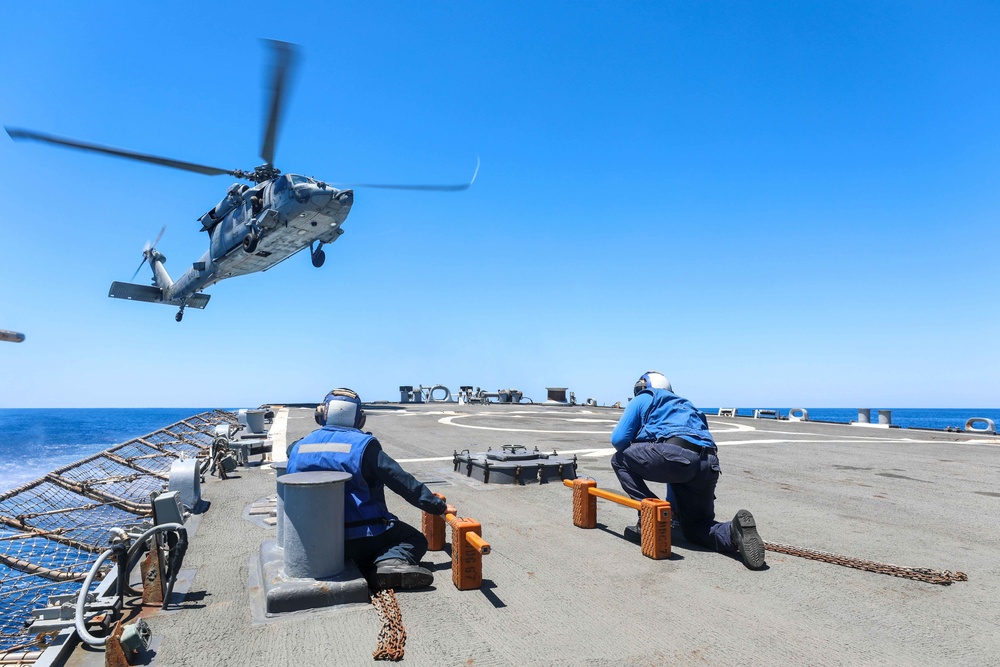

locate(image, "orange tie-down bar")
[[562, 478, 672, 560], [421, 494, 491, 590]]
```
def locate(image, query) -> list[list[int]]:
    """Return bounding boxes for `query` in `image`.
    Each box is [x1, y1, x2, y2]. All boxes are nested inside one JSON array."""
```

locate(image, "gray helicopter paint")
[[131, 177, 354, 307]]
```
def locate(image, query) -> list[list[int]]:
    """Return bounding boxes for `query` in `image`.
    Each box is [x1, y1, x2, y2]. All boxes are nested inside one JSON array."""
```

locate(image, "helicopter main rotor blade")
[[335, 156, 481, 192], [260, 39, 298, 167], [5, 127, 242, 178]]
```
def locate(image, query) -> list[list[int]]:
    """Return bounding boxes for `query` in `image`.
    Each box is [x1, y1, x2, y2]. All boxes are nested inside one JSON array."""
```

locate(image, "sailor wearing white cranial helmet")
[[290, 387, 456, 590], [612, 369, 766, 570]]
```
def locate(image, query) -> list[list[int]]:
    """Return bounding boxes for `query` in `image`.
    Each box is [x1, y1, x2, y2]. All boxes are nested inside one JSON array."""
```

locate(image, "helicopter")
[[5, 40, 477, 322]]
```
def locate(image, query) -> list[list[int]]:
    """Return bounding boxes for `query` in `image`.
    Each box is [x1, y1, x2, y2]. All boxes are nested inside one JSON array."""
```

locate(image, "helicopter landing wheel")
[[175, 308, 184, 322], [311, 248, 326, 268], [243, 231, 259, 254]]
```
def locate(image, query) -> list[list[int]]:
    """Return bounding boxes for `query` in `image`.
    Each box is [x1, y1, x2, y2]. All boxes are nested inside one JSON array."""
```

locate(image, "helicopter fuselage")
[[157, 174, 354, 303]]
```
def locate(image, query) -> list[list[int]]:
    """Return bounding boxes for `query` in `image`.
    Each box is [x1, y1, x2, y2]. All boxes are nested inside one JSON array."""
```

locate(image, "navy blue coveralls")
[[610, 389, 735, 552], [287, 425, 447, 571]]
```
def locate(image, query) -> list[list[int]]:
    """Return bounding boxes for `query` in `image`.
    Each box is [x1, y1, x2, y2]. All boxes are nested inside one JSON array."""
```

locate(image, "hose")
[[75, 523, 186, 646], [74, 545, 121, 647]]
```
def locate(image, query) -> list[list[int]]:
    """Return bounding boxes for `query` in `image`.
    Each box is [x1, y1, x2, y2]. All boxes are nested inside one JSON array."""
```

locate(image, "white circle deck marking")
[[438, 414, 612, 434], [706, 420, 756, 432]]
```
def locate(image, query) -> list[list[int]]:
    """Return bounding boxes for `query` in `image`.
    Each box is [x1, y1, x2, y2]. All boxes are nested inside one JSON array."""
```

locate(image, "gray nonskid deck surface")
[[149, 404, 1000, 666]]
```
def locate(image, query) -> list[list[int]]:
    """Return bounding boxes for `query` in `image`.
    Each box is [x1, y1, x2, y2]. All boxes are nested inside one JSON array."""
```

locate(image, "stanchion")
[[419, 494, 492, 589], [563, 479, 671, 559]]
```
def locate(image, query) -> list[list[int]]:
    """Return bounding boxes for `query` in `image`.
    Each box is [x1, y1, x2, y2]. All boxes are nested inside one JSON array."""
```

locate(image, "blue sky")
[[1, 2, 997, 408]]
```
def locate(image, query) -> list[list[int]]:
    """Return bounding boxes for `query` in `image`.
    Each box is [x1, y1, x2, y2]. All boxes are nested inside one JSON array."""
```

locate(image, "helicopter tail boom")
[[108, 282, 210, 309]]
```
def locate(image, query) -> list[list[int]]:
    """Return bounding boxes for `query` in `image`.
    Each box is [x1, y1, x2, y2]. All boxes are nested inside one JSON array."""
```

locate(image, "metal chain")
[[764, 542, 968, 585], [371, 588, 407, 661]]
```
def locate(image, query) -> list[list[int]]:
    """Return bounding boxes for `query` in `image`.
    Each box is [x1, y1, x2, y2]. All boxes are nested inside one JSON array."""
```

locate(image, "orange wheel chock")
[[569, 478, 597, 528], [422, 493, 447, 551], [451, 517, 485, 590], [640, 498, 672, 560], [564, 479, 672, 560]]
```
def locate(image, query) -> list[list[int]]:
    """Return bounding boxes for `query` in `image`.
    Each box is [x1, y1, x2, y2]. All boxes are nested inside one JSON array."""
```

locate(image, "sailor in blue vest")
[[610, 371, 766, 570], [287, 389, 457, 589]]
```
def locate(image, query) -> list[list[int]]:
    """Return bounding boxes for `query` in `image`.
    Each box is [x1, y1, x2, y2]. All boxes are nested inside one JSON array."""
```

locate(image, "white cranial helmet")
[[314, 388, 367, 429], [633, 371, 673, 396]]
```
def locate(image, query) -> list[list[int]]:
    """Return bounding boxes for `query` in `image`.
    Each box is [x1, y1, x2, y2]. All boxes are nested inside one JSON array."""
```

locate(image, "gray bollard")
[[246, 409, 267, 434], [279, 471, 351, 579], [857, 408, 871, 424], [168, 458, 201, 510], [273, 461, 288, 547], [878, 409, 892, 426]]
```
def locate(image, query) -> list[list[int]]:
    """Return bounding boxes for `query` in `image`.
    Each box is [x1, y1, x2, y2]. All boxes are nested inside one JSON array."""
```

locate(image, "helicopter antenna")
[[333, 156, 481, 191], [260, 39, 298, 169]]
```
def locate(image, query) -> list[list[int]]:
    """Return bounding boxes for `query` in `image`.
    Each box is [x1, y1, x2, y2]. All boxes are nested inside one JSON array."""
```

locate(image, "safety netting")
[[0, 410, 236, 660]]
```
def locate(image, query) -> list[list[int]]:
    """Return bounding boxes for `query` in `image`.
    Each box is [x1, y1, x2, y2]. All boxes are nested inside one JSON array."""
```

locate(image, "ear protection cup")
[[314, 402, 328, 426]]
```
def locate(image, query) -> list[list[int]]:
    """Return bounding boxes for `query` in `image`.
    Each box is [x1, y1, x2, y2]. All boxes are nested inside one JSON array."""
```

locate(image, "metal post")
[[273, 461, 288, 547], [279, 471, 351, 579], [857, 409, 871, 424], [878, 410, 892, 426]]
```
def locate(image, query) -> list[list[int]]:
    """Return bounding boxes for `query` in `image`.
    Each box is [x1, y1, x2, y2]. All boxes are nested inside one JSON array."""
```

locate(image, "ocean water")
[[704, 407, 1000, 431], [0, 406, 997, 494], [0, 408, 214, 494]]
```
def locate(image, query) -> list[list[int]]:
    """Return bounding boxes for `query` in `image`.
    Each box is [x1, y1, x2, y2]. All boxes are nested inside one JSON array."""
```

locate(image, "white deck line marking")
[[391, 432, 994, 464], [269, 408, 289, 462], [395, 455, 455, 463], [721, 426, 988, 445], [437, 414, 753, 434]]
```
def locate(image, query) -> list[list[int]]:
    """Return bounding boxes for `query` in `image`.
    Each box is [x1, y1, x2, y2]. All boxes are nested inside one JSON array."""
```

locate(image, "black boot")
[[730, 509, 765, 570], [623, 523, 641, 544], [373, 558, 434, 590]]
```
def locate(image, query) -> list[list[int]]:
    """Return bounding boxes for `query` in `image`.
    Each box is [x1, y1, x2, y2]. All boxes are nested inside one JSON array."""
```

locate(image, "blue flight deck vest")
[[286, 425, 395, 539], [635, 389, 716, 449]]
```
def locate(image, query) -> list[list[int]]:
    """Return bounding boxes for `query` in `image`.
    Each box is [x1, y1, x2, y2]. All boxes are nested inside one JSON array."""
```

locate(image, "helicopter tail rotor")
[[131, 225, 166, 281]]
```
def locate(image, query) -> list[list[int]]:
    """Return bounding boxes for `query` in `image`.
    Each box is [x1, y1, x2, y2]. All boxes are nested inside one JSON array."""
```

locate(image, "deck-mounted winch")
[[453, 445, 577, 484]]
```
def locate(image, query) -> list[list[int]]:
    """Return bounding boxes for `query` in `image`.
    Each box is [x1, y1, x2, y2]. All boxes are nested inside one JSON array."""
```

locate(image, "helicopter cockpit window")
[[290, 175, 314, 185], [273, 176, 289, 194]]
